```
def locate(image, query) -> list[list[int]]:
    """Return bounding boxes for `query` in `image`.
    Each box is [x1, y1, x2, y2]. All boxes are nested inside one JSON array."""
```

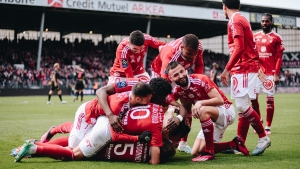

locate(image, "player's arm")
[[274, 38, 285, 85], [110, 127, 151, 143], [118, 48, 134, 78], [52, 72, 58, 86], [145, 34, 166, 49], [194, 48, 204, 74], [166, 100, 187, 132], [149, 146, 160, 164], [96, 84, 123, 132], [221, 35, 245, 86], [192, 87, 224, 119], [160, 53, 173, 79]]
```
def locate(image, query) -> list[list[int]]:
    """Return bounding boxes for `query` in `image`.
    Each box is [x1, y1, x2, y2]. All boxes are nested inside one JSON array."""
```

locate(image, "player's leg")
[[263, 76, 276, 135], [75, 115, 112, 160], [191, 132, 206, 156], [68, 102, 93, 150], [40, 122, 73, 143], [47, 88, 54, 104], [57, 88, 67, 104], [251, 94, 261, 118], [192, 106, 218, 162], [80, 89, 84, 102]]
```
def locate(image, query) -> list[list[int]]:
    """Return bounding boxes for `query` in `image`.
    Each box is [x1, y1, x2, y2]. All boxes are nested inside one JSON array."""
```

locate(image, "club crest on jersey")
[[122, 59, 128, 68], [261, 46, 266, 52], [116, 81, 127, 88], [263, 79, 273, 90]]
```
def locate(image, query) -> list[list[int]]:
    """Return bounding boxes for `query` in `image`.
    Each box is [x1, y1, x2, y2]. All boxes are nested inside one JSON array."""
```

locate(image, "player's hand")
[[138, 130, 152, 143], [274, 74, 279, 85], [221, 69, 230, 86], [192, 101, 202, 119], [258, 69, 267, 83], [166, 117, 180, 132], [108, 114, 123, 133]]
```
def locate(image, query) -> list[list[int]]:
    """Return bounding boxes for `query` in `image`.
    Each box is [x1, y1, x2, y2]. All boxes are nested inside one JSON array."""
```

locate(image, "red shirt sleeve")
[[275, 37, 285, 75], [110, 127, 139, 143], [160, 53, 173, 79], [225, 35, 245, 71], [144, 34, 166, 49], [117, 45, 134, 78]]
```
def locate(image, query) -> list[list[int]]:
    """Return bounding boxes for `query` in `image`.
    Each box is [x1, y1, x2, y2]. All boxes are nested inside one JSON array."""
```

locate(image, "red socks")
[[242, 107, 266, 138], [50, 122, 73, 135], [214, 141, 236, 154], [237, 113, 250, 143], [36, 144, 74, 161], [266, 96, 274, 127], [46, 136, 69, 147], [201, 118, 214, 154]]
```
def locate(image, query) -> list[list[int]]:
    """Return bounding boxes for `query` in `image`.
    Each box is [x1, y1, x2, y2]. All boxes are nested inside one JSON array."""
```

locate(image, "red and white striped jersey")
[[253, 31, 285, 75]]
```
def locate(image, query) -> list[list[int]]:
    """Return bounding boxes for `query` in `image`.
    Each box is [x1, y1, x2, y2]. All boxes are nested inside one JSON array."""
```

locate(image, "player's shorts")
[[75, 81, 84, 90], [68, 102, 94, 149], [50, 82, 60, 91], [79, 116, 112, 158], [230, 73, 258, 100], [108, 72, 150, 84], [197, 104, 236, 142], [255, 75, 275, 96]]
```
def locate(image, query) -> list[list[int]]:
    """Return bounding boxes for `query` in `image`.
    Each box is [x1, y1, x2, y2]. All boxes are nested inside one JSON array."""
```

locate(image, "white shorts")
[[108, 72, 150, 84], [197, 104, 236, 142], [255, 75, 275, 96], [230, 73, 258, 100], [68, 102, 94, 149], [79, 116, 112, 158]]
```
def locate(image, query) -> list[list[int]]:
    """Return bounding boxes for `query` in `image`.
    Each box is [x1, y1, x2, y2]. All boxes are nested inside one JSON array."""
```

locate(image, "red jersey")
[[85, 91, 131, 124], [151, 37, 204, 79], [173, 74, 232, 109], [110, 34, 165, 78], [253, 31, 285, 75], [226, 12, 259, 74], [121, 104, 164, 147], [92, 142, 150, 163]]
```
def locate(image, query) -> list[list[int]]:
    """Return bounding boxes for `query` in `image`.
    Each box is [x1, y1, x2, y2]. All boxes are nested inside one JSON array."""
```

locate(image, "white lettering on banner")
[[282, 53, 300, 61], [132, 3, 164, 15], [0, 0, 35, 4], [67, 0, 95, 9], [98, 1, 128, 11], [212, 11, 226, 20]]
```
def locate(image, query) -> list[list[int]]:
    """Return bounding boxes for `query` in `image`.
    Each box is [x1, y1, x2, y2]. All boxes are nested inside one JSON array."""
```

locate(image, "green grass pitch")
[[0, 94, 300, 169]]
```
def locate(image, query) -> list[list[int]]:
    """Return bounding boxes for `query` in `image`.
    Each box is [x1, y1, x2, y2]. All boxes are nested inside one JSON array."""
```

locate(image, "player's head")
[[222, 0, 240, 19], [213, 62, 219, 69], [261, 13, 274, 33], [54, 63, 60, 70], [149, 78, 172, 104], [129, 30, 145, 54], [166, 61, 188, 87], [168, 121, 191, 148], [181, 34, 199, 62], [131, 82, 153, 105], [160, 140, 176, 162]]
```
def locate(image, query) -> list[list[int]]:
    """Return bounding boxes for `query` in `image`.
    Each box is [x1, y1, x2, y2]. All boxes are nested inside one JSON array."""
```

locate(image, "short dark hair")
[[222, 0, 240, 10], [131, 82, 153, 98], [165, 61, 181, 74], [129, 30, 145, 46], [160, 140, 176, 162], [182, 34, 199, 50], [262, 13, 273, 23], [149, 78, 172, 99]]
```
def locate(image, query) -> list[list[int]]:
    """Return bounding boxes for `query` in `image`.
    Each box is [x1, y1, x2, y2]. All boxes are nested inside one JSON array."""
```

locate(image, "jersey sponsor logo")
[[263, 79, 273, 90], [122, 59, 128, 68], [188, 93, 194, 98], [48, 0, 63, 7], [261, 46, 266, 52], [116, 81, 127, 88]]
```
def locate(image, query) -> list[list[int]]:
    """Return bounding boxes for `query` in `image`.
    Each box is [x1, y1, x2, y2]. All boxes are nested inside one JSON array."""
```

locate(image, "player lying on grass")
[[14, 103, 167, 164]]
